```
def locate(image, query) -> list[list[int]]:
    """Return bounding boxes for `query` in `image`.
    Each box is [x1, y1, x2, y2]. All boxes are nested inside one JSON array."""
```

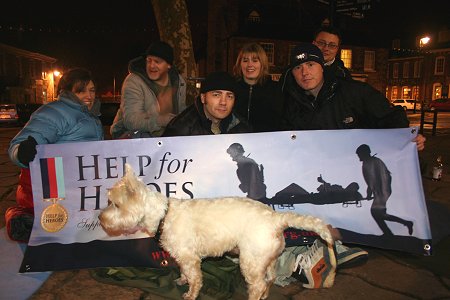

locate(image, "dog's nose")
[[107, 199, 112, 206]]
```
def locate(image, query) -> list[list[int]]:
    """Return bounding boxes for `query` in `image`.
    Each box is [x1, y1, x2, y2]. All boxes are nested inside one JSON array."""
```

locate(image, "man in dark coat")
[[163, 71, 250, 136], [312, 26, 352, 80], [280, 42, 426, 151], [281, 43, 425, 289]]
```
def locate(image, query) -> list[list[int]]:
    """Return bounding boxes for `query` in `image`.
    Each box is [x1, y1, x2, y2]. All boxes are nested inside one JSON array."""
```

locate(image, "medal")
[[39, 157, 68, 233], [41, 200, 68, 232]]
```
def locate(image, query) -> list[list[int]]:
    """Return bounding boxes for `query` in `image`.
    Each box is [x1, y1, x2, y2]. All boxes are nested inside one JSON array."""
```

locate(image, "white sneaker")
[[335, 240, 368, 269], [292, 239, 336, 289]]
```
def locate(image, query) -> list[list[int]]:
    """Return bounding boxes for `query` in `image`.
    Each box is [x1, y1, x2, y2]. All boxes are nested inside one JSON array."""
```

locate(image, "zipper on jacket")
[[247, 85, 253, 121]]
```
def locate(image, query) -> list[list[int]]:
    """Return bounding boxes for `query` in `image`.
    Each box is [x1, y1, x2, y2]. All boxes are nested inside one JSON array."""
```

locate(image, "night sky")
[[1, 0, 449, 94]]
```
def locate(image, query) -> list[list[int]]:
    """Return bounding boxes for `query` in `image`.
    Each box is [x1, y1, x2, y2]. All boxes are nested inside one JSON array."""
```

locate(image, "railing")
[[419, 108, 438, 136]]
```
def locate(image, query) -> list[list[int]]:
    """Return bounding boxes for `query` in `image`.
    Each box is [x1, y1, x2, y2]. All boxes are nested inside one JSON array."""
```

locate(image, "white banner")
[[28, 128, 432, 256]]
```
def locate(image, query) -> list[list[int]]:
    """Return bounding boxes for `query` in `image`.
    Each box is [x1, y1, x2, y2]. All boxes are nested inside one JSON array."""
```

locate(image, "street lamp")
[[52, 70, 63, 101], [419, 36, 430, 48]]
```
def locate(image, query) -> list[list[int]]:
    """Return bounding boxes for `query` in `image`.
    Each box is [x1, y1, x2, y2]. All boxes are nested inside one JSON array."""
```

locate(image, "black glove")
[[17, 136, 38, 166]]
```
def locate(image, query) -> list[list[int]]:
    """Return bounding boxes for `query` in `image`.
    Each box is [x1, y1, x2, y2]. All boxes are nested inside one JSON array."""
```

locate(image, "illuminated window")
[[260, 43, 274, 65], [432, 83, 442, 100], [270, 74, 281, 81], [393, 63, 399, 78], [435, 56, 445, 75], [364, 51, 375, 71], [391, 86, 398, 99], [402, 86, 412, 98], [248, 10, 261, 23], [340, 49, 352, 69], [403, 62, 409, 78], [412, 86, 419, 99]]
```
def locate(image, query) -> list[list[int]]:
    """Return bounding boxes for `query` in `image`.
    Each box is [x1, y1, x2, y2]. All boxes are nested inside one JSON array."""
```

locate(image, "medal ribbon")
[[40, 157, 65, 200]]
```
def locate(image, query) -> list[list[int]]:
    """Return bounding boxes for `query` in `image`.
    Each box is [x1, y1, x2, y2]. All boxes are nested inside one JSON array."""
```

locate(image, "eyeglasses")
[[314, 40, 339, 50]]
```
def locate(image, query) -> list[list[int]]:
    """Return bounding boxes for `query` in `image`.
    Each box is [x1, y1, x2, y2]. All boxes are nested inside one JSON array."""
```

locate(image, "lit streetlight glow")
[[419, 36, 430, 48]]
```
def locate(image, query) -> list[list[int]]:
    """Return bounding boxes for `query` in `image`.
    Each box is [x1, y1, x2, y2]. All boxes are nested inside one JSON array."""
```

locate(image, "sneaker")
[[292, 239, 336, 289], [335, 241, 368, 269]]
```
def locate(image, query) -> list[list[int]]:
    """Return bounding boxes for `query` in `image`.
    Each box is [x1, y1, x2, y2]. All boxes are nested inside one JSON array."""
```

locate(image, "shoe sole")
[[338, 253, 369, 269]]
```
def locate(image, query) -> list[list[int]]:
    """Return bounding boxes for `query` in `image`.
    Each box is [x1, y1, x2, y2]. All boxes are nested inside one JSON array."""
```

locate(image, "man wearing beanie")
[[163, 71, 250, 136], [110, 40, 186, 138], [279, 42, 425, 289]]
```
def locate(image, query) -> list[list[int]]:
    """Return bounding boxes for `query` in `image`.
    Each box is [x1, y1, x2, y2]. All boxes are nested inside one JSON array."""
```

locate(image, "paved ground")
[[1, 125, 449, 300]]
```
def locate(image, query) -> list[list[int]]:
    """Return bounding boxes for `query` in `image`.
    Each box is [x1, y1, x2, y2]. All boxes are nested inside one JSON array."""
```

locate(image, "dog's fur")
[[99, 164, 336, 300]]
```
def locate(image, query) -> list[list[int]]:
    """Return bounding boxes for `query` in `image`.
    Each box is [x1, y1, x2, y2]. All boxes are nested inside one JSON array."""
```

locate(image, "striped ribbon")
[[40, 157, 65, 200]]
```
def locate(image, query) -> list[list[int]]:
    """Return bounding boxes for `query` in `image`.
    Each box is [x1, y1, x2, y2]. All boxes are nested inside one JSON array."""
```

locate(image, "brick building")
[[0, 43, 57, 105], [387, 30, 450, 106]]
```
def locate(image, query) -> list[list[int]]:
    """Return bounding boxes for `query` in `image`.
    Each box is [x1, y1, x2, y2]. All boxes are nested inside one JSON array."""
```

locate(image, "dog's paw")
[[175, 276, 188, 286], [182, 292, 195, 300]]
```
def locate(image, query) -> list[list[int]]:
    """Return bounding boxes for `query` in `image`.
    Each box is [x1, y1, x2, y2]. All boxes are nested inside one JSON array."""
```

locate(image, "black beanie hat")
[[290, 43, 324, 68], [200, 71, 237, 94], [145, 41, 174, 65]]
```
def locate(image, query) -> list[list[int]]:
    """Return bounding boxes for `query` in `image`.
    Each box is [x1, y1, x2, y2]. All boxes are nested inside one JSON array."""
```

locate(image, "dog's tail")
[[279, 212, 337, 288], [279, 212, 333, 244]]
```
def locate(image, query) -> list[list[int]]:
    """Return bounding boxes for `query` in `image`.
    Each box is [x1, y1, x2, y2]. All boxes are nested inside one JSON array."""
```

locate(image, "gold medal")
[[41, 202, 68, 232]]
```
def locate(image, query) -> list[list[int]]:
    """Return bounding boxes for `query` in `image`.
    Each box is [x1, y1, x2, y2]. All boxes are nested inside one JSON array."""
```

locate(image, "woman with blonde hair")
[[233, 43, 283, 132]]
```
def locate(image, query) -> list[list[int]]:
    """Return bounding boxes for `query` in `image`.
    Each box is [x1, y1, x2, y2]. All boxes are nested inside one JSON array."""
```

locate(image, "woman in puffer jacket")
[[6, 68, 103, 242]]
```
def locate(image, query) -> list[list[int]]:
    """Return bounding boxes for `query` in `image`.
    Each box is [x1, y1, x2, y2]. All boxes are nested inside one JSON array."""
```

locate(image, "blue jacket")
[[9, 91, 104, 168]]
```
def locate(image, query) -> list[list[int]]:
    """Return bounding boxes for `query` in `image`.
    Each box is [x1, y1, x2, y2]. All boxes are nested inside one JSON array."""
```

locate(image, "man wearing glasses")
[[312, 26, 353, 80]]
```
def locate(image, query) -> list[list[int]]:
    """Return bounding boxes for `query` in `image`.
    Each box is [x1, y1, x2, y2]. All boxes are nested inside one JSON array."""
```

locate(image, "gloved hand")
[[17, 136, 38, 166]]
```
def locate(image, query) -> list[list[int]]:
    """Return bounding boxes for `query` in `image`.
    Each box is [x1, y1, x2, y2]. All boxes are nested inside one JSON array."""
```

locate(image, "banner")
[[20, 128, 432, 272]]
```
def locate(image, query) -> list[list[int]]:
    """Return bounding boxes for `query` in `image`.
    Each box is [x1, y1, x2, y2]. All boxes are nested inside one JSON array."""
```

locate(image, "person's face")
[[291, 61, 324, 91], [313, 32, 340, 63], [74, 80, 95, 109], [240, 52, 261, 84], [146, 55, 171, 83], [201, 90, 235, 123]]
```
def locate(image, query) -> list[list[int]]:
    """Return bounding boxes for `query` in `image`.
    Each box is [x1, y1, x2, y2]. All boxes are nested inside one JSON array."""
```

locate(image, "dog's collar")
[[157, 217, 165, 236]]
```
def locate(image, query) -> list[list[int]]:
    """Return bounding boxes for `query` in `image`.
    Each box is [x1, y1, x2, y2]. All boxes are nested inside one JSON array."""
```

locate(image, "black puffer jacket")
[[280, 70, 409, 130], [234, 78, 284, 132], [325, 58, 352, 81], [162, 97, 251, 136]]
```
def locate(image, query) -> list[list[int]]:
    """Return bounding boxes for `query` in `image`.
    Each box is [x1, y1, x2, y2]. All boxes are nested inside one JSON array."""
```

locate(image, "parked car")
[[0, 103, 19, 125], [391, 99, 421, 111], [429, 98, 450, 111]]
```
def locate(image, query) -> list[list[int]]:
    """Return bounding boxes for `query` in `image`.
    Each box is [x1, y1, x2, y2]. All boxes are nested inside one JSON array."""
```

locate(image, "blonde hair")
[[233, 43, 270, 85]]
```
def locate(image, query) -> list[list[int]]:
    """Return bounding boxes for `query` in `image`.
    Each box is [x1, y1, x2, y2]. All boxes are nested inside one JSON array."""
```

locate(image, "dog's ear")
[[122, 163, 146, 194], [124, 163, 135, 177]]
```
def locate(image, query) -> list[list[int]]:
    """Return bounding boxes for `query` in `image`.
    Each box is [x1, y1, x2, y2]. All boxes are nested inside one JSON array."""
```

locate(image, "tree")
[[151, 0, 198, 104]]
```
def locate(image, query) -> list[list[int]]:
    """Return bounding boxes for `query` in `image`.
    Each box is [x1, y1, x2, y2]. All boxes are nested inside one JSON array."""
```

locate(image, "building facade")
[[386, 30, 450, 106], [0, 43, 57, 105]]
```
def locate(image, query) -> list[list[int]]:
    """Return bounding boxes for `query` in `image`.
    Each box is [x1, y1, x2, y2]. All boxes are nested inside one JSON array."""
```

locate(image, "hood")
[[280, 67, 339, 109], [127, 56, 181, 90]]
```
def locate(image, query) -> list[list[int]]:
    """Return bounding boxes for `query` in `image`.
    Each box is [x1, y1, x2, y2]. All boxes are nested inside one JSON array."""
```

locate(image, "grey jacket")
[[110, 56, 187, 138]]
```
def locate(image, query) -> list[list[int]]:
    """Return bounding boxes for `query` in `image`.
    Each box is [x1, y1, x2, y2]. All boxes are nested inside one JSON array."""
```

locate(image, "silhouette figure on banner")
[[226, 143, 267, 201], [356, 144, 413, 236], [226, 143, 367, 208]]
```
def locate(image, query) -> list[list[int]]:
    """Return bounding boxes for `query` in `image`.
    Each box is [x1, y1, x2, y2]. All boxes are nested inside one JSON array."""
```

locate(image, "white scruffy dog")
[[99, 163, 336, 300]]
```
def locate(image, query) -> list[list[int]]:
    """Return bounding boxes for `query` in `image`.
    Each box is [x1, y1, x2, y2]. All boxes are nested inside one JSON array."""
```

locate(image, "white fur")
[[99, 164, 336, 300]]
